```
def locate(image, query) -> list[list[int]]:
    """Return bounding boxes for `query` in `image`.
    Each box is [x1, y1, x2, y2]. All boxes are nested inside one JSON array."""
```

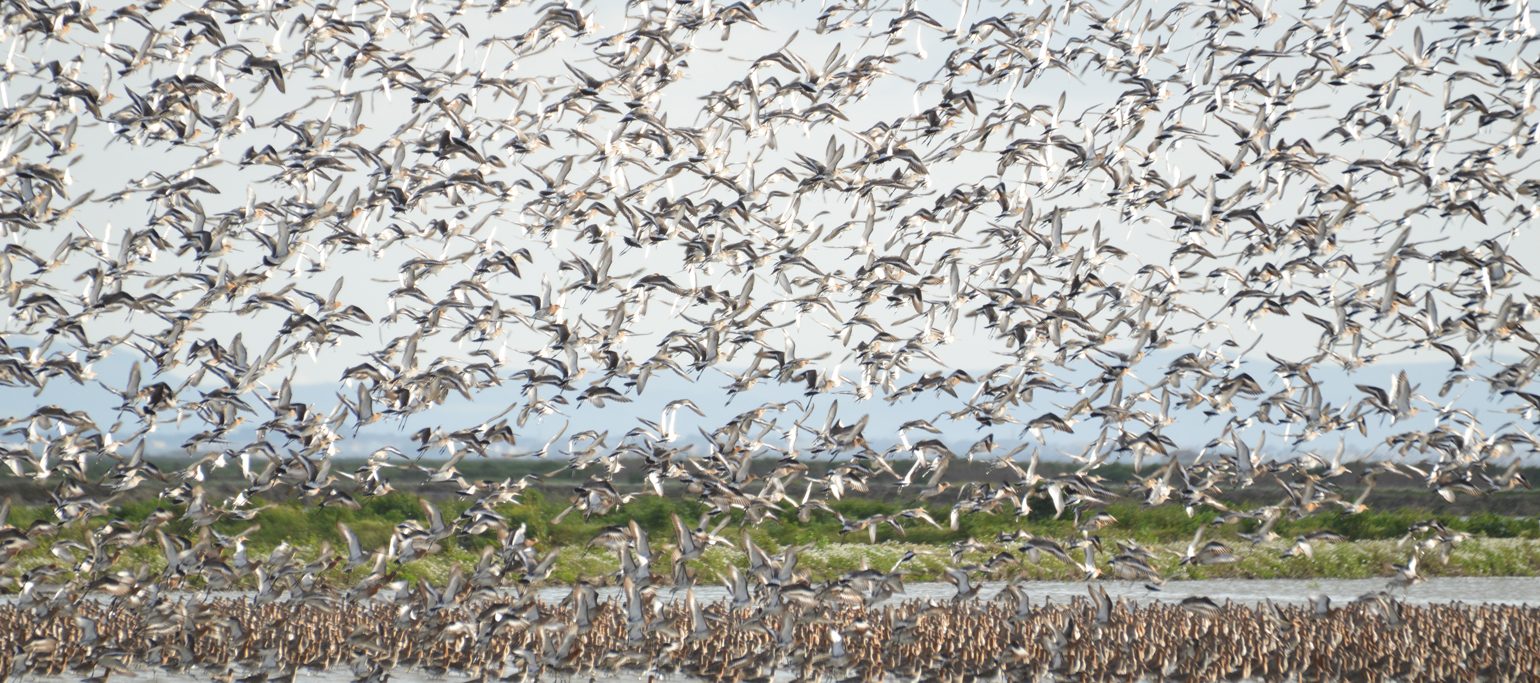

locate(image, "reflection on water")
[[16, 578, 1538, 683], [531, 576, 1540, 607], [11, 577, 1536, 608]]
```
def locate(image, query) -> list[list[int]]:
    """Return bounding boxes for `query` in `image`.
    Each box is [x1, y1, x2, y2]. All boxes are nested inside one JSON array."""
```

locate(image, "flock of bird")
[[2, 0, 1540, 679], [3, 591, 1538, 681]]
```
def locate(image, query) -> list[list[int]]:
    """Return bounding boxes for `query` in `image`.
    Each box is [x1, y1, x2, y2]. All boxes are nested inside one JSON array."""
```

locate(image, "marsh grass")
[[5, 492, 1538, 589]]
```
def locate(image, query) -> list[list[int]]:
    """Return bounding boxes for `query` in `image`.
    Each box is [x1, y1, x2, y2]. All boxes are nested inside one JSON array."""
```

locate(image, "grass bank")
[[3, 491, 1539, 586]]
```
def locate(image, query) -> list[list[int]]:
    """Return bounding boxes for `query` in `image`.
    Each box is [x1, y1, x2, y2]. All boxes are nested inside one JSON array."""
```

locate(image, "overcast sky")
[[3, 0, 1538, 462]]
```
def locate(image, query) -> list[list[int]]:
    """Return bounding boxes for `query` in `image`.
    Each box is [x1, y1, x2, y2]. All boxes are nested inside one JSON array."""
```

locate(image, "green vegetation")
[[5, 490, 1539, 586]]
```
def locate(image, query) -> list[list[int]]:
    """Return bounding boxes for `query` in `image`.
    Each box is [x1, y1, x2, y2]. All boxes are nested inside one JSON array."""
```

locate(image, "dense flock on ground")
[[2, 0, 1540, 679]]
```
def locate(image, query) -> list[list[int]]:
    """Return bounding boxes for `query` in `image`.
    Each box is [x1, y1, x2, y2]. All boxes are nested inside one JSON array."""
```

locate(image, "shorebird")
[[0, 0, 1536, 679]]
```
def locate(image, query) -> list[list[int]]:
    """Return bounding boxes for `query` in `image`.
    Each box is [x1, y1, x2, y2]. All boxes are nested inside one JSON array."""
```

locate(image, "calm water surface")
[[530, 576, 1540, 607]]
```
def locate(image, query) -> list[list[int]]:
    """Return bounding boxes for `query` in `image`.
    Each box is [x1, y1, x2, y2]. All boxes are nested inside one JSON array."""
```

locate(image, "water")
[[531, 575, 1540, 606], [10, 577, 1536, 607]]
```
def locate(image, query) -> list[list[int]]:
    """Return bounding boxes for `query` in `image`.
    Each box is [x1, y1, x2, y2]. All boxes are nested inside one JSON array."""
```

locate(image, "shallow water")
[[528, 576, 1540, 607], [27, 576, 1530, 607]]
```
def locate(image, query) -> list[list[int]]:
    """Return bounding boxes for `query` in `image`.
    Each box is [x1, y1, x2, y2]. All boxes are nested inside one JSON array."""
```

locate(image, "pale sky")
[[3, 0, 1538, 462]]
